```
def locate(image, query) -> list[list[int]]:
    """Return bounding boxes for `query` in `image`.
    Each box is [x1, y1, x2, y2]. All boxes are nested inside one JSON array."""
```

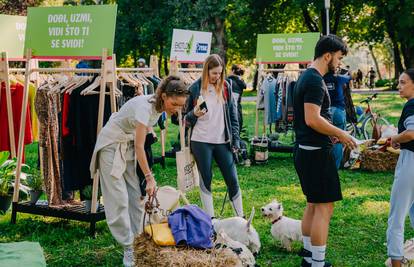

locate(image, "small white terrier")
[[212, 207, 261, 255], [261, 200, 302, 251]]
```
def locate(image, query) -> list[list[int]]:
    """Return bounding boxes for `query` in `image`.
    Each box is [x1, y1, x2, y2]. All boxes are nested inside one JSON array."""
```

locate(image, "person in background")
[[368, 67, 376, 89], [293, 35, 356, 267], [356, 69, 363, 89], [324, 69, 351, 169], [138, 58, 148, 68], [90, 76, 189, 267], [227, 64, 246, 133], [386, 69, 414, 267], [184, 54, 244, 218]]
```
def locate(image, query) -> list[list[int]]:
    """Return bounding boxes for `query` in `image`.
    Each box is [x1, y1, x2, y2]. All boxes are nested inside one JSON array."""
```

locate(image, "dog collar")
[[272, 216, 283, 224]]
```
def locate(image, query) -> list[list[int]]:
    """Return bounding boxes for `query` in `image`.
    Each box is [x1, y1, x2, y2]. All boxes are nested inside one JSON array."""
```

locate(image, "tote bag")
[[176, 111, 200, 192]]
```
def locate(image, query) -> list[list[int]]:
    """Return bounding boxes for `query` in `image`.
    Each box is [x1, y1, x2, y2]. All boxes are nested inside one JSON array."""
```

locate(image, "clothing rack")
[[115, 56, 167, 168], [255, 64, 305, 153], [10, 48, 117, 236]]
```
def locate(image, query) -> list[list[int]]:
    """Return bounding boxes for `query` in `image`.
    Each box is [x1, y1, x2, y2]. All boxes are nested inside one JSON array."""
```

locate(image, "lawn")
[[0, 93, 409, 267]]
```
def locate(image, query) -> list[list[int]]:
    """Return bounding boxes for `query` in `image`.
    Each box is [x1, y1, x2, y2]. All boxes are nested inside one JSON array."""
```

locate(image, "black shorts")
[[293, 146, 343, 203]]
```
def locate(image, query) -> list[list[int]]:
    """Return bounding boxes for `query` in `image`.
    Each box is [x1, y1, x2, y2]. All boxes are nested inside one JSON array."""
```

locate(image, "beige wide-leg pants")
[[98, 142, 144, 247]]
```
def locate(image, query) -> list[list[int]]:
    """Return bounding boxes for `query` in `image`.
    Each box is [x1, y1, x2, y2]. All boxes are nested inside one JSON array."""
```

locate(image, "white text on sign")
[[47, 13, 92, 49], [272, 37, 304, 58]]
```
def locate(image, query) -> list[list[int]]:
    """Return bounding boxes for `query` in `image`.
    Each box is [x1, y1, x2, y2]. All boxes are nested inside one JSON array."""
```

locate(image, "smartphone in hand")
[[197, 95, 208, 112]]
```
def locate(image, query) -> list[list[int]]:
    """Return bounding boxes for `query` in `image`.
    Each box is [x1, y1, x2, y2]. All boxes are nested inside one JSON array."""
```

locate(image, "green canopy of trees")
[[1, 0, 413, 76]]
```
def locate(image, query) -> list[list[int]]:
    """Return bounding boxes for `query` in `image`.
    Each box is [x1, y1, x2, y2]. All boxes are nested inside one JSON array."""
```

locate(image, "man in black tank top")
[[293, 35, 357, 267]]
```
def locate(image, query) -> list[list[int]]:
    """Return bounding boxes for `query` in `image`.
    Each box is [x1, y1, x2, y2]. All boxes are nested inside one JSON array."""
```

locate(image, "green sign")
[[0, 15, 27, 59], [256, 33, 320, 64], [24, 5, 117, 58]]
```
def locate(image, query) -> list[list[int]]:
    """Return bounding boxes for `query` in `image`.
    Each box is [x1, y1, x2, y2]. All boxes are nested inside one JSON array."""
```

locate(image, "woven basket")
[[133, 234, 241, 267], [360, 149, 399, 172]]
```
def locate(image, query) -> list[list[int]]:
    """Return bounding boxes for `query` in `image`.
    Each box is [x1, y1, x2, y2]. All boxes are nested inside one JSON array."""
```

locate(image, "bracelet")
[[144, 172, 153, 179]]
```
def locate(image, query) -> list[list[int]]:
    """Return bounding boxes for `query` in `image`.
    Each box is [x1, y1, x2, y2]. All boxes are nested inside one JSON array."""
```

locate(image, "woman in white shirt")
[[184, 54, 244, 218], [90, 76, 188, 267]]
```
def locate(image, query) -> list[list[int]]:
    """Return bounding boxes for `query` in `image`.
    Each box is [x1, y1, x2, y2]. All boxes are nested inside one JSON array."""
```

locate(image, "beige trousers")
[[98, 142, 144, 247]]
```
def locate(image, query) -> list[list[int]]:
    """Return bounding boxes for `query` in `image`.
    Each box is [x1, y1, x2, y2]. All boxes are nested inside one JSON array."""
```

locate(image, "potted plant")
[[0, 152, 30, 213], [0, 152, 14, 213], [82, 185, 101, 212], [25, 169, 43, 205]]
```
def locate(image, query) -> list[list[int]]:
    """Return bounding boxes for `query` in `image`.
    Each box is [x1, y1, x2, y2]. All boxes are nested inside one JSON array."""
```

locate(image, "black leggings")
[[190, 141, 240, 200]]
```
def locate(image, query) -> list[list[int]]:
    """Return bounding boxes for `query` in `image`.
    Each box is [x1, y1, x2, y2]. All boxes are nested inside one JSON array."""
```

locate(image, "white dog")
[[212, 207, 261, 256], [261, 200, 302, 251]]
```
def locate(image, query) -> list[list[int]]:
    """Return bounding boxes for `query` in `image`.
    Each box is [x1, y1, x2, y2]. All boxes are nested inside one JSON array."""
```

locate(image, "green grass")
[[0, 93, 409, 266]]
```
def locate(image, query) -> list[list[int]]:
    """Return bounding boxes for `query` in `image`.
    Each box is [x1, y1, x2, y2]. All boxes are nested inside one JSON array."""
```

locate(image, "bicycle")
[[346, 93, 390, 140]]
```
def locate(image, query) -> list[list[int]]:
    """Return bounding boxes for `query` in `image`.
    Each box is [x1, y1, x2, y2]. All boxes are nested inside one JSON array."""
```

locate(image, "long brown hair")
[[152, 75, 189, 112], [201, 54, 225, 102]]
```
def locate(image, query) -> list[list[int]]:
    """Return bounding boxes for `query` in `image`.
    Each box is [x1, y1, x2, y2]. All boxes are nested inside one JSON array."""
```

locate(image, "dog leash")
[[219, 191, 228, 217], [142, 188, 160, 239]]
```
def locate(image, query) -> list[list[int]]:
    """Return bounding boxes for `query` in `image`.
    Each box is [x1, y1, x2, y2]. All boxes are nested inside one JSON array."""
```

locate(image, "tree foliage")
[[1, 0, 413, 76]]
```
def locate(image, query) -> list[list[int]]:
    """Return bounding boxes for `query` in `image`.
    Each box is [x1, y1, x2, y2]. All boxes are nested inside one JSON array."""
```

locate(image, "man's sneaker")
[[123, 246, 134, 267], [298, 247, 312, 258], [300, 258, 332, 267]]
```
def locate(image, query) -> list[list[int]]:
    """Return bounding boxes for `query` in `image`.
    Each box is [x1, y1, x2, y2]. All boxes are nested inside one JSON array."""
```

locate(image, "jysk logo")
[[196, 43, 208, 54]]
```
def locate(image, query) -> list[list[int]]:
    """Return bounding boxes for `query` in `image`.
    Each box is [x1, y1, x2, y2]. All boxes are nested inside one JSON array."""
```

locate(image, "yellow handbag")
[[144, 223, 176, 246]]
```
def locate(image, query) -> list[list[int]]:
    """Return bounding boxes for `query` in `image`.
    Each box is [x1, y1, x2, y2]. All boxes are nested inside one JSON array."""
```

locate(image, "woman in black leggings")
[[184, 54, 243, 218]]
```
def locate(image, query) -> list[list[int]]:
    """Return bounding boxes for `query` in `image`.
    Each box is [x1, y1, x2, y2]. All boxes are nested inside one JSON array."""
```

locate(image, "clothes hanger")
[[81, 75, 122, 96], [80, 75, 101, 95], [119, 72, 137, 87]]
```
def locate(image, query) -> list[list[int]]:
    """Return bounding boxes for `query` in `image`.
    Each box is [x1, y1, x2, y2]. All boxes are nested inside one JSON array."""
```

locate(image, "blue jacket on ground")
[[168, 204, 213, 249]]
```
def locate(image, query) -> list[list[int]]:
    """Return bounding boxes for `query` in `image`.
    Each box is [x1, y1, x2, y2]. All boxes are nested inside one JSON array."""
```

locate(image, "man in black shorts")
[[293, 35, 357, 267]]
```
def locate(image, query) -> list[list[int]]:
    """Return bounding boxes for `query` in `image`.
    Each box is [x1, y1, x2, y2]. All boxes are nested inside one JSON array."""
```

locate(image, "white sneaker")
[[123, 246, 134, 267]]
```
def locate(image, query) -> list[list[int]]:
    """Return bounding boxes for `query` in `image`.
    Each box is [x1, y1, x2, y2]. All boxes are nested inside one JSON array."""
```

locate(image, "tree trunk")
[[332, 1, 343, 35], [159, 41, 163, 76], [163, 56, 169, 76], [320, 8, 327, 35], [133, 50, 138, 68], [301, 7, 319, 32], [401, 42, 414, 69], [385, 26, 403, 77], [382, 7, 404, 78], [369, 45, 382, 80], [213, 16, 227, 63]]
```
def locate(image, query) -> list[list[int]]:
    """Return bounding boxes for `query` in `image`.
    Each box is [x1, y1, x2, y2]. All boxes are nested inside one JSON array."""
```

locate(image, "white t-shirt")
[[110, 94, 161, 134], [191, 84, 226, 144]]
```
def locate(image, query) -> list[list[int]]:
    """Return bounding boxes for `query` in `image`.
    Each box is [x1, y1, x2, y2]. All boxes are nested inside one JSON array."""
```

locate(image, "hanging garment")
[[275, 79, 283, 121], [28, 82, 39, 142], [262, 76, 277, 125], [35, 89, 63, 206], [286, 81, 296, 123], [256, 76, 265, 110], [62, 82, 111, 191], [0, 82, 33, 161]]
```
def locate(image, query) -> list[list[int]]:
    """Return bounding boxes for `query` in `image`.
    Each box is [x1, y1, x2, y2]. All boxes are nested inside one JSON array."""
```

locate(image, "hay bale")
[[133, 234, 242, 267], [360, 149, 399, 172]]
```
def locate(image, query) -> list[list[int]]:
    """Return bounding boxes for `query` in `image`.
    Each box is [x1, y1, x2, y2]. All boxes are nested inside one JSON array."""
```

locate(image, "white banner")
[[170, 29, 212, 63]]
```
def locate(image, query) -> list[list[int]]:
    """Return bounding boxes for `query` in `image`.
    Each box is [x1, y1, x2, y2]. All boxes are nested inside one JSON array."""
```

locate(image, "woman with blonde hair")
[[184, 54, 244, 218]]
